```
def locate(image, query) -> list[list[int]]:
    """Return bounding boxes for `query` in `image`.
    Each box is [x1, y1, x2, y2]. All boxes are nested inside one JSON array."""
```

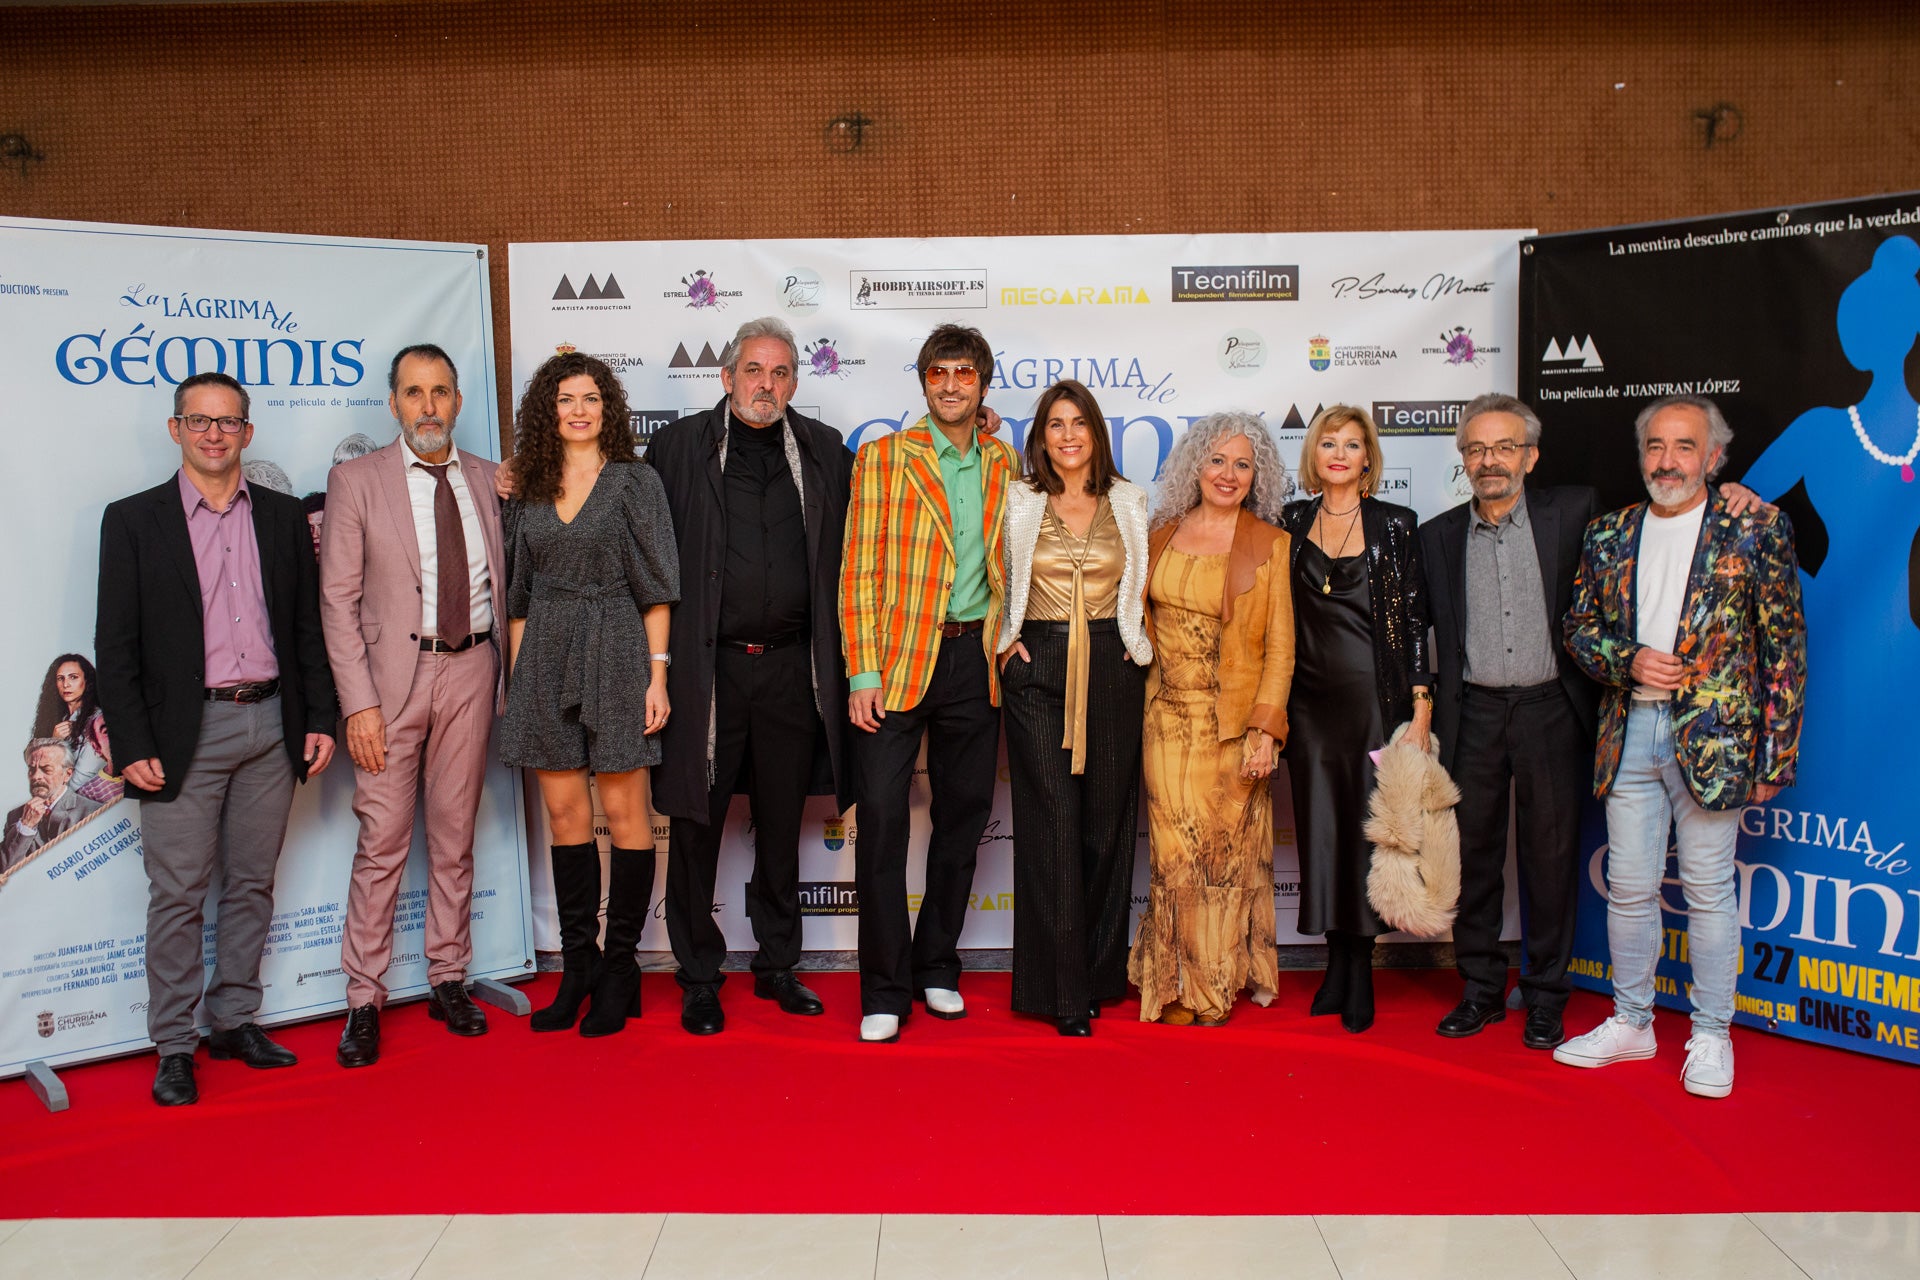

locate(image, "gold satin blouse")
[[1026, 496, 1123, 773]]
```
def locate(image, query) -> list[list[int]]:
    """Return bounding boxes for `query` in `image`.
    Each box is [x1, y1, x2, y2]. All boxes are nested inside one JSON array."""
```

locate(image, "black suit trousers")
[[852, 637, 999, 1017], [1451, 681, 1589, 1011], [665, 643, 821, 990]]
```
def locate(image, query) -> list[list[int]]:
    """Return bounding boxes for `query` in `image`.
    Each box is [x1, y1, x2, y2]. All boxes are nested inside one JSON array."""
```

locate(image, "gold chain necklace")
[[1316, 500, 1363, 594]]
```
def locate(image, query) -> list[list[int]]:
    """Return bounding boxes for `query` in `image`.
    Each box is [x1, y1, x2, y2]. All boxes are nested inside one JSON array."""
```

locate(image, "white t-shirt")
[[1632, 500, 1707, 698]]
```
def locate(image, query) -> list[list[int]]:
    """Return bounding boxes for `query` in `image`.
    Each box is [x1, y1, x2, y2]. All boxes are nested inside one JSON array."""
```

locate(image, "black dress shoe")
[[681, 986, 726, 1035], [427, 980, 488, 1036], [753, 971, 825, 1016], [337, 1003, 381, 1068], [1056, 1016, 1093, 1037], [1088, 1001, 1102, 1019], [1522, 1005, 1566, 1050], [206, 1022, 298, 1069], [152, 1053, 197, 1106], [1436, 998, 1507, 1038]]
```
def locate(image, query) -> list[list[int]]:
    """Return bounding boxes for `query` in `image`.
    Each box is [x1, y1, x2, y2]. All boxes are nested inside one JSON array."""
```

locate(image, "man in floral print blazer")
[[1554, 394, 1806, 1101]]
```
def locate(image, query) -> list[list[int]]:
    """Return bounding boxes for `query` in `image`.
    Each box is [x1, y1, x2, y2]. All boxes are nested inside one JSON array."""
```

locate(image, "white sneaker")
[[922, 987, 966, 1020], [859, 1014, 900, 1044], [1552, 1015, 1657, 1068], [1682, 1033, 1735, 1098]]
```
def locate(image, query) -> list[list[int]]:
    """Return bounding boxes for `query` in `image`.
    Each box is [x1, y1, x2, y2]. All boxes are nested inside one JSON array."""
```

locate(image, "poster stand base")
[[25, 1060, 68, 1113], [469, 978, 530, 1017]]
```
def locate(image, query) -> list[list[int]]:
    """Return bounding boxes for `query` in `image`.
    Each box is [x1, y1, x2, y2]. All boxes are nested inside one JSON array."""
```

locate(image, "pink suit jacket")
[[319, 439, 508, 721]]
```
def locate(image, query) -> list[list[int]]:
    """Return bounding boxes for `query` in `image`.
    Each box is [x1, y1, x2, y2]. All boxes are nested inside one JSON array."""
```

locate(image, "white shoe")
[[1552, 1015, 1657, 1068], [859, 1014, 900, 1043], [922, 987, 966, 1020], [1682, 1033, 1734, 1098]]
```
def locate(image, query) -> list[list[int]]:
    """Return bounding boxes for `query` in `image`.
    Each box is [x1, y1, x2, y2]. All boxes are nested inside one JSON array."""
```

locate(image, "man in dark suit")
[[1419, 394, 1600, 1050], [648, 317, 855, 1035], [0, 739, 103, 873], [95, 371, 337, 1106]]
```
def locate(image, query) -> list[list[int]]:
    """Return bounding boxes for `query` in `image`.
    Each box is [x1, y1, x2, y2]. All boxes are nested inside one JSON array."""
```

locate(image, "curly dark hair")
[[512, 353, 638, 505], [33, 653, 99, 740]]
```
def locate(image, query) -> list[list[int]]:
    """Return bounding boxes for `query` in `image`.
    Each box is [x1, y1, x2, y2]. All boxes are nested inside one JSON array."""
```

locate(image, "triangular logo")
[[553, 275, 577, 301], [697, 342, 722, 367], [1136, 290, 1149, 303], [1542, 337, 1563, 361], [580, 275, 604, 301], [599, 274, 624, 300], [669, 343, 694, 368], [1581, 337, 1603, 368]]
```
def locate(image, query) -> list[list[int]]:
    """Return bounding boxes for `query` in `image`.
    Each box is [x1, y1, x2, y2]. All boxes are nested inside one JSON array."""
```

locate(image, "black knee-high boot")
[[1342, 933, 1377, 1034], [579, 846, 654, 1038], [532, 842, 601, 1032], [1310, 932, 1349, 1017]]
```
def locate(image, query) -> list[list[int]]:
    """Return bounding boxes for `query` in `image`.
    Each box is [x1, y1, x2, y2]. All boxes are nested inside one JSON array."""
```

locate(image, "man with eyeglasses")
[[94, 371, 338, 1105], [1419, 394, 1766, 1051], [321, 343, 508, 1068], [840, 323, 1017, 1043]]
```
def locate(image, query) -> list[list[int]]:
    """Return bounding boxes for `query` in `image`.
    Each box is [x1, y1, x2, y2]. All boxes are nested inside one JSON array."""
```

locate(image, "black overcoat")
[[645, 398, 856, 820]]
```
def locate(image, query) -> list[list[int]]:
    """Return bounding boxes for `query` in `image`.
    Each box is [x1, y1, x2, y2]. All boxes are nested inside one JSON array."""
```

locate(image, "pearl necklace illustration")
[[1848, 404, 1920, 483]]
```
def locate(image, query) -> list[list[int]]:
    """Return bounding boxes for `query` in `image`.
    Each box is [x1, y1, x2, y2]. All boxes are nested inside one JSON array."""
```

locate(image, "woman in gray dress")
[[502, 352, 679, 1037]]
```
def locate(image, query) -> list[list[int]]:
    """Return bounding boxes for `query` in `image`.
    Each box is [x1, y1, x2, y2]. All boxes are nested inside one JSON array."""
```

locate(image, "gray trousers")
[[138, 696, 294, 1056]]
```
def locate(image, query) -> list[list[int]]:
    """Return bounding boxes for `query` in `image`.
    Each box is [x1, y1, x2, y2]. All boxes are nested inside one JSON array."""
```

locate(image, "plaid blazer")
[[1564, 487, 1807, 811], [839, 417, 1018, 711]]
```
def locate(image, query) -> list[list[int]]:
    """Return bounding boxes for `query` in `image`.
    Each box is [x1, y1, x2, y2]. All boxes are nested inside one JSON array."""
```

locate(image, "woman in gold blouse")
[[998, 380, 1153, 1036], [1127, 411, 1295, 1026]]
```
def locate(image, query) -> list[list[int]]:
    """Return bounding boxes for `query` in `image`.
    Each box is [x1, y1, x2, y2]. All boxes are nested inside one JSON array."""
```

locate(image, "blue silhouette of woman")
[[1743, 235, 1920, 817]]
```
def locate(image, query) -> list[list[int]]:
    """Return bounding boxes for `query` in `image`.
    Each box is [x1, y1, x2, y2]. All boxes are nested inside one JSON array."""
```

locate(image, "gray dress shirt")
[[1463, 491, 1560, 688]]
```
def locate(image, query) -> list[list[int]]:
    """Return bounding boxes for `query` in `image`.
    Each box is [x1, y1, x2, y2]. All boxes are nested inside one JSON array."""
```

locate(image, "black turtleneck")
[[718, 413, 810, 642]]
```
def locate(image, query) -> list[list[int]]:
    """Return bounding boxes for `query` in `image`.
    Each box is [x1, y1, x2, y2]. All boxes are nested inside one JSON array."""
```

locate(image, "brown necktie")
[[416, 462, 471, 642]]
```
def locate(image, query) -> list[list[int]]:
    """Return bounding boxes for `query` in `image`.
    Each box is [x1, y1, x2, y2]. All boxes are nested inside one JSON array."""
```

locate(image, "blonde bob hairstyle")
[[1298, 403, 1386, 497]]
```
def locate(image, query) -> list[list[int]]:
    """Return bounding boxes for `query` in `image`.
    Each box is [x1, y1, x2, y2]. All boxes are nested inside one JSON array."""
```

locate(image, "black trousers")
[[1004, 621, 1146, 1017], [853, 635, 999, 1017], [665, 642, 821, 991], [1452, 680, 1590, 1012]]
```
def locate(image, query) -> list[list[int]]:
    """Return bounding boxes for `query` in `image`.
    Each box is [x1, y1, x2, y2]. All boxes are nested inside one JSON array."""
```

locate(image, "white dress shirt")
[[400, 438, 493, 638]]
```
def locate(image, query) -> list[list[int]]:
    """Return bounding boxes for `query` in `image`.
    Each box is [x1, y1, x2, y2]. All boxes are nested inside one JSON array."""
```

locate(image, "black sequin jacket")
[[1280, 495, 1431, 730]]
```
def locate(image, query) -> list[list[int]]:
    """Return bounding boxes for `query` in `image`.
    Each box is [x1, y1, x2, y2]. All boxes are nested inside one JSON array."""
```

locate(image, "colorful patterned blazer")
[[839, 417, 1018, 711], [1563, 487, 1807, 811]]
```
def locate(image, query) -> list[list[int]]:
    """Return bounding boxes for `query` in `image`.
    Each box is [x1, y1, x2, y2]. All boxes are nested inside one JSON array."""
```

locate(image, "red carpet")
[[2, 970, 1915, 1217]]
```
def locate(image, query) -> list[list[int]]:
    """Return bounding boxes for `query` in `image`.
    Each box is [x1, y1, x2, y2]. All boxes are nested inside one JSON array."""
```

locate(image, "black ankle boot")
[[532, 842, 601, 1032], [580, 846, 653, 1038], [1342, 934, 1377, 1034], [1310, 932, 1349, 1017]]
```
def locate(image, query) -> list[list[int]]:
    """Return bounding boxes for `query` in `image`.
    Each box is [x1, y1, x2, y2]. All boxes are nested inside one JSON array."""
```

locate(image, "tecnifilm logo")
[[1170, 264, 1298, 303]]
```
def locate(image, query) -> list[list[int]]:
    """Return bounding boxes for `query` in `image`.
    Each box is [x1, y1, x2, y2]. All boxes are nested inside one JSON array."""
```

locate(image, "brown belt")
[[421, 629, 492, 654], [205, 679, 279, 704], [939, 619, 985, 639]]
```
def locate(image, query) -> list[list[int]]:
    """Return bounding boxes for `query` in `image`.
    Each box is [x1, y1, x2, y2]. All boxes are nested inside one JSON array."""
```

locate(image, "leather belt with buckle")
[[720, 631, 805, 655], [205, 679, 279, 704], [939, 619, 985, 639], [421, 629, 491, 654]]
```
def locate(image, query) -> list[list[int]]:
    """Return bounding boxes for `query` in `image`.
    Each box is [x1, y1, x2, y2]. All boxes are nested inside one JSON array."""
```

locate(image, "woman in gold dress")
[[1128, 412, 1295, 1025]]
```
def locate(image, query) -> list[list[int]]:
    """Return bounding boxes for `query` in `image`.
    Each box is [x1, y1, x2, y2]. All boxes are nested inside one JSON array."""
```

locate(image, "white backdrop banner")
[[508, 232, 1526, 954], [0, 217, 531, 1079]]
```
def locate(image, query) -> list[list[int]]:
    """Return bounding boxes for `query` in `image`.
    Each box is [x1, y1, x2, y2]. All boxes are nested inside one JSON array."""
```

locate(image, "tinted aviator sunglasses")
[[924, 363, 979, 387]]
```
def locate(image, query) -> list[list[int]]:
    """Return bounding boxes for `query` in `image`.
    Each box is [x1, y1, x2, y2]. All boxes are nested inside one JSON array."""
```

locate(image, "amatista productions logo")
[[665, 269, 742, 310], [1274, 402, 1327, 434], [667, 340, 726, 378], [797, 881, 860, 916], [1422, 325, 1502, 366], [999, 283, 1150, 306], [804, 337, 866, 379], [1170, 264, 1299, 303], [851, 269, 988, 310], [1541, 334, 1605, 374], [1373, 400, 1467, 436], [552, 273, 627, 302]]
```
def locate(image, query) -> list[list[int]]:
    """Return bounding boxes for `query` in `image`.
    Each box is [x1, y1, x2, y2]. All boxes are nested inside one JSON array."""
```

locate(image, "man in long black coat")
[[646, 317, 855, 1035]]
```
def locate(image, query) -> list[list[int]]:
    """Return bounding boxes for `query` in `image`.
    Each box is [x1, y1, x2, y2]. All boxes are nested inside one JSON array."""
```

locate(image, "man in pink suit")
[[320, 344, 507, 1068]]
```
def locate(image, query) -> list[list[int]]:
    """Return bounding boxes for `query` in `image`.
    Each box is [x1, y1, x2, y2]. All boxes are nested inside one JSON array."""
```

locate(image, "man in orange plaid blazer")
[[841, 324, 1018, 1043]]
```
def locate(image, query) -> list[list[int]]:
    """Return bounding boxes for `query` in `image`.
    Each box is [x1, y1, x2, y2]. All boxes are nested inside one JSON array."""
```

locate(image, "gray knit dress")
[[500, 460, 680, 772]]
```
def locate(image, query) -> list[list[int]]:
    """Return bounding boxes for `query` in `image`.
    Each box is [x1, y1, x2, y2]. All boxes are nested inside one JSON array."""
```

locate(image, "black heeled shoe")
[[1341, 934, 1376, 1034], [1057, 1016, 1093, 1037], [532, 842, 601, 1032], [580, 846, 653, 1038], [1311, 932, 1349, 1017]]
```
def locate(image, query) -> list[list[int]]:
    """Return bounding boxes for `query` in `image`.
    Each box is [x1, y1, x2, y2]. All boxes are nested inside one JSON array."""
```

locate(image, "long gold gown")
[[1126, 548, 1280, 1022]]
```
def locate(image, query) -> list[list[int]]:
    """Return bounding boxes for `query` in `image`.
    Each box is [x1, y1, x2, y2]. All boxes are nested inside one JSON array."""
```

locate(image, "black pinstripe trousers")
[[1004, 619, 1147, 1018]]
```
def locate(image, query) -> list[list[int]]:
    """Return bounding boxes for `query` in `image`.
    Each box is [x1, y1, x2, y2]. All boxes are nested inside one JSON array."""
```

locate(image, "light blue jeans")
[[1603, 703, 1742, 1036]]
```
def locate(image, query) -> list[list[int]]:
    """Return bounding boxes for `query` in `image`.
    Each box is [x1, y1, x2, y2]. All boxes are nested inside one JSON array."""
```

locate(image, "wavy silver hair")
[[1151, 411, 1292, 527]]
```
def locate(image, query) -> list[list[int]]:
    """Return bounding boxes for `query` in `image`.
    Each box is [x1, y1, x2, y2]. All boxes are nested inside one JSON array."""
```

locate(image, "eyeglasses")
[[924, 363, 979, 388], [1461, 440, 1529, 463], [176, 414, 248, 435]]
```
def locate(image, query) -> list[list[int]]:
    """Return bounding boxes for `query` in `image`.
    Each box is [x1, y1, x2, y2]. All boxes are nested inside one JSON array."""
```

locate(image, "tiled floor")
[[0, 1213, 1913, 1279]]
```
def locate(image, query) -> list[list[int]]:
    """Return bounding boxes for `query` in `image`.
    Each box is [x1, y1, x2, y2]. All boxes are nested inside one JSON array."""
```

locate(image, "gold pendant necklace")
[[1318, 501, 1362, 594]]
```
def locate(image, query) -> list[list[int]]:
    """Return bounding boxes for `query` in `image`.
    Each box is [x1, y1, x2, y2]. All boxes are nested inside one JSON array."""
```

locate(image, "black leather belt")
[[1465, 678, 1562, 702], [940, 619, 985, 638], [1022, 618, 1121, 638], [205, 679, 279, 704], [719, 631, 805, 655], [422, 629, 491, 654]]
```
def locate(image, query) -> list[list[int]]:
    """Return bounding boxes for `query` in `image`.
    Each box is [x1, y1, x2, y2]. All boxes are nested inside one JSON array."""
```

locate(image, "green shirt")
[[849, 419, 991, 693]]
